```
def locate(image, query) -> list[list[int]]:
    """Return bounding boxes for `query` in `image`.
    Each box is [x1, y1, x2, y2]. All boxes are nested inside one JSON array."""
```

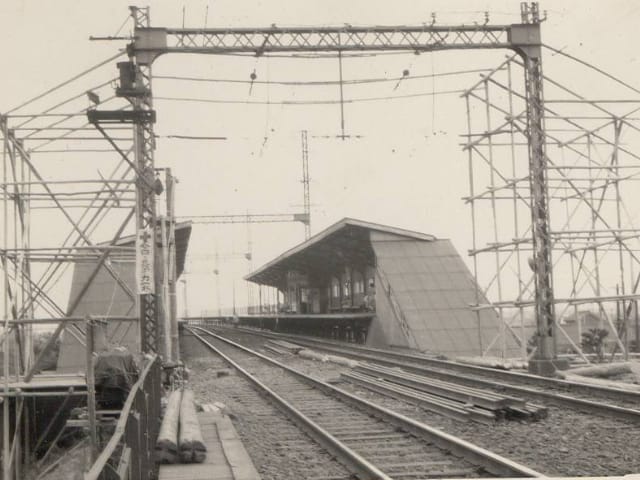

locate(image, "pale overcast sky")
[[1, 1, 639, 315]]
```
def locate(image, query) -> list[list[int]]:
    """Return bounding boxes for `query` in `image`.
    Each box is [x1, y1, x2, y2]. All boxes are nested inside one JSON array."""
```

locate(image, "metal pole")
[[337, 49, 346, 139], [161, 217, 171, 360], [507, 59, 527, 361], [86, 318, 97, 465], [483, 79, 505, 358], [166, 169, 179, 361], [2, 115, 12, 480], [130, 6, 160, 355], [301, 130, 311, 239], [464, 95, 484, 355], [519, 15, 561, 374], [181, 278, 188, 318]]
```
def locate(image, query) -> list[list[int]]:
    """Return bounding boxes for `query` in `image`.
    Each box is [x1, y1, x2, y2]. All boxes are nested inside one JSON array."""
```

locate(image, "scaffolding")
[[463, 52, 640, 363], [0, 8, 173, 477], [2, 2, 640, 477]]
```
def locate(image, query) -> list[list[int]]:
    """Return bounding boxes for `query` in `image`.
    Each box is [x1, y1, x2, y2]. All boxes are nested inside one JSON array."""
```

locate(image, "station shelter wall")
[[57, 260, 138, 373], [367, 232, 521, 358]]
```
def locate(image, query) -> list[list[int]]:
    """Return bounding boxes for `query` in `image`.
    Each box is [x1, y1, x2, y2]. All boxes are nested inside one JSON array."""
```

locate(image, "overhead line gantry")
[[89, 3, 558, 374]]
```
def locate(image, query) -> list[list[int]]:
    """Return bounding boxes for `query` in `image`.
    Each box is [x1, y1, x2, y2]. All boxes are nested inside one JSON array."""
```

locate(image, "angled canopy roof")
[[245, 217, 436, 288], [99, 220, 192, 277]]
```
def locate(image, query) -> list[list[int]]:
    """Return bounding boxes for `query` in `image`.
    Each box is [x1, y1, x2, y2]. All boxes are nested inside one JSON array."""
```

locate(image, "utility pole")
[[301, 130, 311, 239], [181, 278, 188, 319], [232, 280, 237, 316], [246, 214, 254, 311], [214, 243, 222, 317], [165, 168, 179, 361]]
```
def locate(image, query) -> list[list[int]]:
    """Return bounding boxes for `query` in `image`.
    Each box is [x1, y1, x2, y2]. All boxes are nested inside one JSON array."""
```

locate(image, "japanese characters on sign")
[[136, 227, 155, 294]]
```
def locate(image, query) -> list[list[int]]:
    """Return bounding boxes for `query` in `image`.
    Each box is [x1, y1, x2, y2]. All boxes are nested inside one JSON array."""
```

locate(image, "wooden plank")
[[217, 414, 261, 480]]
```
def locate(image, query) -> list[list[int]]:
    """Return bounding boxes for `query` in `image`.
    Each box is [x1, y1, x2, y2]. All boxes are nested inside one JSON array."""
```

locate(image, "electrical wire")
[[112, 14, 132, 37], [6, 51, 125, 114], [543, 43, 640, 97], [154, 68, 494, 87], [14, 78, 117, 129], [156, 134, 227, 141], [155, 88, 464, 106]]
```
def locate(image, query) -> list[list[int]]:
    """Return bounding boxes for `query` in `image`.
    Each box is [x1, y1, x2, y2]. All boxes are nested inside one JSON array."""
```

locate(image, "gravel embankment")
[[204, 328, 640, 477], [180, 333, 350, 480]]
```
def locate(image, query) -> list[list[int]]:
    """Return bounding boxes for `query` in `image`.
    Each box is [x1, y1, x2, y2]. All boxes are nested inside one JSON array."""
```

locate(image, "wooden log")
[[179, 389, 207, 463], [298, 348, 330, 362], [455, 356, 527, 370], [325, 354, 360, 368], [565, 362, 631, 379], [561, 373, 640, 391], [155, 389, 182, 464]]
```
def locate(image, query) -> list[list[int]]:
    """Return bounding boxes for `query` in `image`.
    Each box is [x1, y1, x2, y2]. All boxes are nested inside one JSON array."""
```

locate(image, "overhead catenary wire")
[[154, 67, 496, 87], [155, 88, 464, 106]]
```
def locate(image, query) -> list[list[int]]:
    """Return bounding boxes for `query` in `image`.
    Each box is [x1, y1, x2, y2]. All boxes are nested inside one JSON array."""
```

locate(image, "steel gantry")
[[102, 2, 558, 373]]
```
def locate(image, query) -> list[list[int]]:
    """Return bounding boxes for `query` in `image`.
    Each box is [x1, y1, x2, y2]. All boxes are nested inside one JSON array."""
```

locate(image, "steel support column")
[[131, 6, 162, 356], [513, 5, 566, 374], [522, 51, 560, 373]]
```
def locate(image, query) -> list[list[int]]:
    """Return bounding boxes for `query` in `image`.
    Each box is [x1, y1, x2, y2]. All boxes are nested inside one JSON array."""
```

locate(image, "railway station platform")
[[159, 409, 261, 480]]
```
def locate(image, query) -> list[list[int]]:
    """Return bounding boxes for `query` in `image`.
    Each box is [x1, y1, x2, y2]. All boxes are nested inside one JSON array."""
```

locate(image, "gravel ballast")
[[180, 333, 350, 480], [201, 328, 640, 477]]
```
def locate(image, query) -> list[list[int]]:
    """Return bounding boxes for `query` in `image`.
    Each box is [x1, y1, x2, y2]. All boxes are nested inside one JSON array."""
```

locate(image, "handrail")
[[84, 353, 159, 480]]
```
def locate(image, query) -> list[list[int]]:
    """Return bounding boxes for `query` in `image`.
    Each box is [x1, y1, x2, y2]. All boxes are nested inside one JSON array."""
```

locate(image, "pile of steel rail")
[[342, 363, 547, 424], [261, 338, 547, 424]]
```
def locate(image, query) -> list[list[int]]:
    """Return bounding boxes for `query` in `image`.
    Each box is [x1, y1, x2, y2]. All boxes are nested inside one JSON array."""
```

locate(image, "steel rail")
[[236, 326, 640, 403], [229, 327, 640, 422], [188, 326, 542, 478], [185, 327, 391, 480]]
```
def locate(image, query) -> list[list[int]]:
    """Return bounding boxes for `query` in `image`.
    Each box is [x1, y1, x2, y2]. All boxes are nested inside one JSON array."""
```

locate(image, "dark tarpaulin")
[[94, 349, 139, 408]]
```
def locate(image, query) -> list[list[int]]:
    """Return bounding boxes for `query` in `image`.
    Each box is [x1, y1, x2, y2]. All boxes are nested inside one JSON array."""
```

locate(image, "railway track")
[[181, 330, 352, 480], [217, 326, 640, 423], [186, 326, 542, 480]]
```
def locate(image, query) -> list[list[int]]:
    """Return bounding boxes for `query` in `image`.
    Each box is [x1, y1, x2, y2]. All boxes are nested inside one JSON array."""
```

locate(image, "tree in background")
[[581, 328, 609, 363]]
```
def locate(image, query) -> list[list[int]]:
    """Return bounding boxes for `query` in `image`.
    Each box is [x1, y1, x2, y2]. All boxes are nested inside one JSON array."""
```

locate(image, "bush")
[[33, 331, 61, 371], [581, 328, 609, 362], [526, 333, 539, 355]]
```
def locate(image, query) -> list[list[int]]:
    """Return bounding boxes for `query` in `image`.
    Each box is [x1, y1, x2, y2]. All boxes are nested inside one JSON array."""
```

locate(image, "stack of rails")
[[261, 337, 547, 423], [343, 363, 547, 424], [264, 339, 306, 355]]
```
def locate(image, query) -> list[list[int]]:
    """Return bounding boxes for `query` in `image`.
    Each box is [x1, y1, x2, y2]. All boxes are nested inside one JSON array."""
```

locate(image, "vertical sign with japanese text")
[[136, 227, 155, 294]]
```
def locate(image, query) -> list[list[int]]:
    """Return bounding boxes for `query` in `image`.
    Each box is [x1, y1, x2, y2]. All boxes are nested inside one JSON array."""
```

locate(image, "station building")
[[245, 218, 520, 358]]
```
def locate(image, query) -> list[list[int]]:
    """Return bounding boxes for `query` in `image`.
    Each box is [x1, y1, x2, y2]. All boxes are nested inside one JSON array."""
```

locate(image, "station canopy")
[[245, 218, 435, 289]]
